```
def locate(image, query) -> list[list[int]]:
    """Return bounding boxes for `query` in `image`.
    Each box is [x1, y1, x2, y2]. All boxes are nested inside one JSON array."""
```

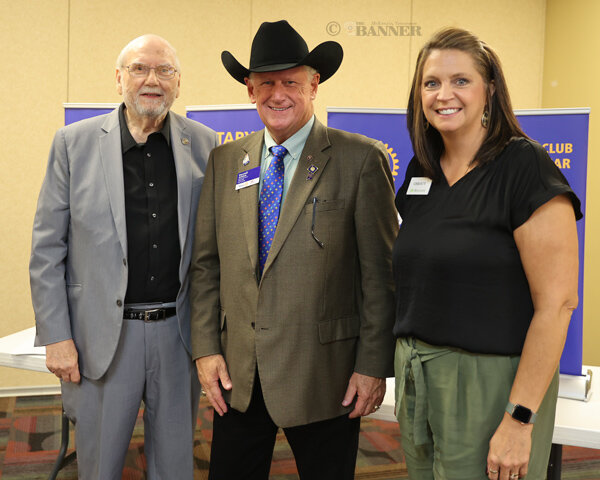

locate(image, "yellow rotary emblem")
[[384, 143, 400, 177]]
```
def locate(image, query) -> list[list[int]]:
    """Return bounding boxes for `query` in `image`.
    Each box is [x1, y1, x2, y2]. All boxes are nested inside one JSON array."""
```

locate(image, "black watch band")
[[505, 401, 537, 424]]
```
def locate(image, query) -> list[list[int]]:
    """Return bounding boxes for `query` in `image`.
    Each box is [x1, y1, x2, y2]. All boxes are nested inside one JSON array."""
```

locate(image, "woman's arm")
[[487, 194, 579, 480]]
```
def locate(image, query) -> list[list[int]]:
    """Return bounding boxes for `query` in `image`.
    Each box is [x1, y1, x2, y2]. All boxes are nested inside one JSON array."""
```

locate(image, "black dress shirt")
[[119, 104, 181, 304]]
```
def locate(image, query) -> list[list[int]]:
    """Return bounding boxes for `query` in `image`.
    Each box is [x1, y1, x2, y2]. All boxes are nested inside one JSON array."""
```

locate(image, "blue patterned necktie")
[[258, 145, 287, 276]]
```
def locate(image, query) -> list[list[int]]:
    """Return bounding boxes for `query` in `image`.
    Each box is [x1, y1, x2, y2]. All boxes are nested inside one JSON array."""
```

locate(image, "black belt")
[[123, 307, 176, 322]]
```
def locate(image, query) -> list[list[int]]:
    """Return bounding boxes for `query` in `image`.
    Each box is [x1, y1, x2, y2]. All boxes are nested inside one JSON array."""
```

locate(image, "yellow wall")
[[543, 0, 599, 366], [0, 0, 71, 387], [1, 0, 557, 387]]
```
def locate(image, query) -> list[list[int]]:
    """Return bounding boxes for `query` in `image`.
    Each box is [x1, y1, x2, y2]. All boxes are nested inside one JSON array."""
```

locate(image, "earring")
[[481, 110, 490, 128]]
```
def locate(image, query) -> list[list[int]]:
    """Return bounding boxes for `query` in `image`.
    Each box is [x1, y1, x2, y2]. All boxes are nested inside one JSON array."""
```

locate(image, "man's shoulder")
[[59, 110, 115, 135]]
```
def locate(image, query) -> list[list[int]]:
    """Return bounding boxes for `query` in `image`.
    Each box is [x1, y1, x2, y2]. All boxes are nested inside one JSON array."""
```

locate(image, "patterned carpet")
[[0, 394, 598, 479]]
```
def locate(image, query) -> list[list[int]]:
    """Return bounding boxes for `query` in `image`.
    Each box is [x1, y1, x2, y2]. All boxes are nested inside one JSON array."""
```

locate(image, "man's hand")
[[45, 339, 80, 383], [342, 372, 386, 418], [195, 354, 232, 416]]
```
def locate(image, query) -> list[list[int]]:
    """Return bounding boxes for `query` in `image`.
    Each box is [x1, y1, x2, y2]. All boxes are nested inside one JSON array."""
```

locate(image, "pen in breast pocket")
[[311, 197, 324, 248]]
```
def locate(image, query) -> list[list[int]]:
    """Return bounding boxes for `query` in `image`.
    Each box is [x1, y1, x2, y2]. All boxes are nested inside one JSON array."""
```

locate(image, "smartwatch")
[[505, 401, 537, 424]]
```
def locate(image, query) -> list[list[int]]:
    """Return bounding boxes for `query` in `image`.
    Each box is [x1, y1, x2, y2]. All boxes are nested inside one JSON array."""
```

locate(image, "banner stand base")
[[558, 369, 593, 402]]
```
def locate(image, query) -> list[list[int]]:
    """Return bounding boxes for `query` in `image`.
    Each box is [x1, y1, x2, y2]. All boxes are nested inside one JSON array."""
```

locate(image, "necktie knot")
[[269, 145, 288, 160]]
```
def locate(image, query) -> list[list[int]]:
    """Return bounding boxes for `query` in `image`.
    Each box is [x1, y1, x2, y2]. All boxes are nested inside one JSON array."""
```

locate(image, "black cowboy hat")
[[222, 20, 343, 84]]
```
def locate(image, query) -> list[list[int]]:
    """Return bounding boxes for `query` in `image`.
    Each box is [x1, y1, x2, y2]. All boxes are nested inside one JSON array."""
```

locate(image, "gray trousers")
[[62, 314, 200, 480]]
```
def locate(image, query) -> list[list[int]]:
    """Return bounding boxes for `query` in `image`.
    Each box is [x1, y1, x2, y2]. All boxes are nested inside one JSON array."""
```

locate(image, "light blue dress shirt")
[[259, 115, 315, 203]]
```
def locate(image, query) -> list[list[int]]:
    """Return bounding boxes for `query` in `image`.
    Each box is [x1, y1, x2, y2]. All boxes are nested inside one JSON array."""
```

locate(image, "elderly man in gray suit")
[[29, 34, 217, 479], [190, 20, 398, 479]]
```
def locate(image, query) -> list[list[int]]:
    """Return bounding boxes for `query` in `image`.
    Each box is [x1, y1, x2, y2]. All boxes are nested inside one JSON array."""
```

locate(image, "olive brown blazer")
[[190, 118, 398, 428]]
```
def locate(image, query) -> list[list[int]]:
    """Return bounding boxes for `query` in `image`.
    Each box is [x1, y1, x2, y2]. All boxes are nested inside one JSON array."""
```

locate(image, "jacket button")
[[251, 322, 255, 329], [116, 299, 123, 307], [123, 258, 127, 266]]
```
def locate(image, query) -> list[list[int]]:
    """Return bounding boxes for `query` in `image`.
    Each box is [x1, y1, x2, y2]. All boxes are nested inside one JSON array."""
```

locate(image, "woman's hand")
[[487, 414, 533, 479]]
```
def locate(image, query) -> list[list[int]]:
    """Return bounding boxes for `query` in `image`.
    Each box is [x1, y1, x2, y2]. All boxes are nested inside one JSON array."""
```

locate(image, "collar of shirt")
[[259, 115, 315, 202], [118, 103, 171, 154]]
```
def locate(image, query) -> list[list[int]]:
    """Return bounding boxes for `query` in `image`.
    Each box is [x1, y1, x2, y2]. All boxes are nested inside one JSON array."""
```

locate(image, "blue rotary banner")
[[328, 107, 589, 376], [64, 103, 119, 125], [516, 109, 589, 376], [186, 105, 263, 145], [328, 108, 411, 193], [64, 102, 588, 375]]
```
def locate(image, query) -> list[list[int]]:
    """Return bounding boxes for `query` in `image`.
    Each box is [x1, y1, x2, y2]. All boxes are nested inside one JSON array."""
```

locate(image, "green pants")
[[395, 338, 558, 480]]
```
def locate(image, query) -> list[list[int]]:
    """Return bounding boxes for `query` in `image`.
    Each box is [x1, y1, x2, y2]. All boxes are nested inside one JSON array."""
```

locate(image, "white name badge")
[[235, 166, 260, 190], [406, 177, 432, 195]]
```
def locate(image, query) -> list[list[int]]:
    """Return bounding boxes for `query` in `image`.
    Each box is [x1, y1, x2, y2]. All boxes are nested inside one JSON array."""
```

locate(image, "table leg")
[[48, 409, 77, 480], [546, 443, 562, 480]]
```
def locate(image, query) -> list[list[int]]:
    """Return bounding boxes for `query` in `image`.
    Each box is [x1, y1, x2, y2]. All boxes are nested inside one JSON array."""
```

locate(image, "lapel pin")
[[181, 137, 190, 145], [307, 164, 318, 181], [242, 153, 250, 166]]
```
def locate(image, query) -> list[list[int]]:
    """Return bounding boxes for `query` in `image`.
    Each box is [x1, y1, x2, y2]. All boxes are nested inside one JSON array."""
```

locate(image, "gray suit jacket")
[[30, 107, 218, 380], [190, 118, 398, 428]]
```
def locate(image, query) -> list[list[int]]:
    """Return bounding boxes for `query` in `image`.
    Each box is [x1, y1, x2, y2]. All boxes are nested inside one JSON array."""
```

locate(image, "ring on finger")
[[488, 469, 498, 475], [510, 474, 519, 479], [373, 405, 380, 411]]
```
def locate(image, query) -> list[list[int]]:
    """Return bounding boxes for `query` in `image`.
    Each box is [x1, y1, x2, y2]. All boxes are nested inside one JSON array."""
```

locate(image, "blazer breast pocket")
[[303, 198, 345, 214]]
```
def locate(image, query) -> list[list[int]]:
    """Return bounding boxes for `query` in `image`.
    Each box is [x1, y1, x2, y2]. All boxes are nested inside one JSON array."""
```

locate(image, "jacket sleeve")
[[29, 128, 73, 346], [189, 148, 223, 359], [353, 140, 398, 378]]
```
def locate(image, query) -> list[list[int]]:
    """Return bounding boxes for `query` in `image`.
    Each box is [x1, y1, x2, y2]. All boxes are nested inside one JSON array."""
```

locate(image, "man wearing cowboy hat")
[[190, 20, 397, 479]]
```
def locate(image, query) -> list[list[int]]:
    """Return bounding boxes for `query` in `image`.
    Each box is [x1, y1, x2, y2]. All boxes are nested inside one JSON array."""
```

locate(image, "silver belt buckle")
[[144, 308, 163, 322]]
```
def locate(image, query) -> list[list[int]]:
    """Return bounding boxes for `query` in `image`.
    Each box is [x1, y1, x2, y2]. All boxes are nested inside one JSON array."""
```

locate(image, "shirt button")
[[146, 153, 152, 158], [149, 182, 154, 187], [116, 299, 123, 307], [152, 244, 158, 249], [150, 276, 155, 281], [152, 213, 157, 218]]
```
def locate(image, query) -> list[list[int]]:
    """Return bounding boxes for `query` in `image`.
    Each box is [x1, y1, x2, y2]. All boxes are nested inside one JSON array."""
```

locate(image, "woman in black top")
[[393, 27, 581, 480]]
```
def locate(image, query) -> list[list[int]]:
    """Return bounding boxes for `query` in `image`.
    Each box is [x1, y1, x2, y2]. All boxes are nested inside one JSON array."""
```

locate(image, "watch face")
[[512, 404, 533, 423]]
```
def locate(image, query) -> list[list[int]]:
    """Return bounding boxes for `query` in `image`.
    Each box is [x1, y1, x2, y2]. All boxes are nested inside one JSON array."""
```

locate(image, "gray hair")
[[116, 34, 181, 72]]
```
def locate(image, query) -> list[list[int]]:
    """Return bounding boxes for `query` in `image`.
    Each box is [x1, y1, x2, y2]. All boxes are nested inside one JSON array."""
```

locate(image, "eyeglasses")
[[124, 63, 178, 80]]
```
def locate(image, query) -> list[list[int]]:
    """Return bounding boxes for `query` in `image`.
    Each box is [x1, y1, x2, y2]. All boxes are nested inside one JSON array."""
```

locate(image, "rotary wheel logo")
[[385, 143, 400, 177]]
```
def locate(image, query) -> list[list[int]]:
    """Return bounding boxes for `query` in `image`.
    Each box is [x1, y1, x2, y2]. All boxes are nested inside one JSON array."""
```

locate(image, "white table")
[[554, 367, 599, 448], [0, 327, 48, 373], [0, 327, 74, 479]]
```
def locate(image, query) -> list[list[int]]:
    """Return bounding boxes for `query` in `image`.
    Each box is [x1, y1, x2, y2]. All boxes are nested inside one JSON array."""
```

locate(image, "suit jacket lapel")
[[170, 113, 193, 255], [238, 132, 264, 274], [262, 119, 331, 276], [99, 109, 127, 258]]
